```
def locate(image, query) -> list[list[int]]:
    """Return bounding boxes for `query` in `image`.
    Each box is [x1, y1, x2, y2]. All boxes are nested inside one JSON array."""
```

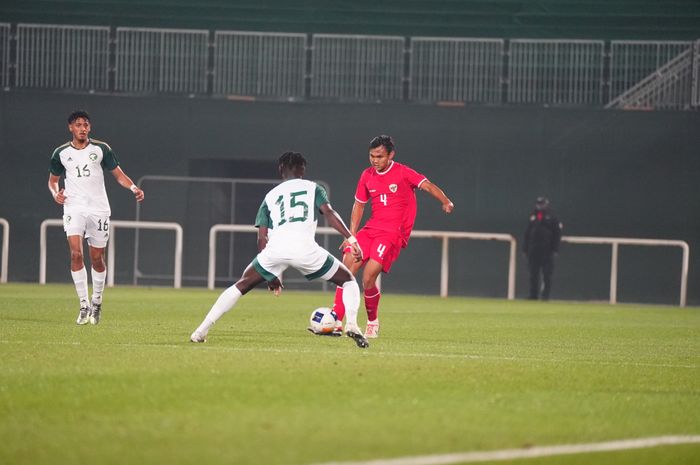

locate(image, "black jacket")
[[523, 210, 562, 256]]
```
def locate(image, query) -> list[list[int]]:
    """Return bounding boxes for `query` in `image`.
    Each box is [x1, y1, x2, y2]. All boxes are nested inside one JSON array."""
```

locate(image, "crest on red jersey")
[[389, 183, 398, 193]]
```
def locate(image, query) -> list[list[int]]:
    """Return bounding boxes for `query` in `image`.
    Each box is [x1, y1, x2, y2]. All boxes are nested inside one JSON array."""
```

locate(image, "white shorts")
[[251, 243, 341, 282], [63, 212, 110, 248]]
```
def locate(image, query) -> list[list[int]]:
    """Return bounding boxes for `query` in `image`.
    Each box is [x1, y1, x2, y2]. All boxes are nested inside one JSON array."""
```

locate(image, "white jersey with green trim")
[[49, 139, 120, 215], [255, 178, 329, 252]]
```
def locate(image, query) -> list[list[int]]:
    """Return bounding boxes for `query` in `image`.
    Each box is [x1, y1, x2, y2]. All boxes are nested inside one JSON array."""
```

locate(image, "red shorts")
[[344, 228, 402, 273]]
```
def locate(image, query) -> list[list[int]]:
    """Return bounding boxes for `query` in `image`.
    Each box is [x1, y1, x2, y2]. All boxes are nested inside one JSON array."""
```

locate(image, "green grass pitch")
[[0, 283, 699, 465]]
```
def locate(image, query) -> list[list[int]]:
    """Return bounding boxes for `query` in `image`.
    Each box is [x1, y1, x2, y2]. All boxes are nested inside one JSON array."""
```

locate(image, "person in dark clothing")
[[523, 197, 562, 300]]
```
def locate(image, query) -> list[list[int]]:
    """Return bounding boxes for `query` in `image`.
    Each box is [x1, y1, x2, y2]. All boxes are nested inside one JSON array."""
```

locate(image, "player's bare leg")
[[361, 259, 383, 338], [190, 264, 265, 343]]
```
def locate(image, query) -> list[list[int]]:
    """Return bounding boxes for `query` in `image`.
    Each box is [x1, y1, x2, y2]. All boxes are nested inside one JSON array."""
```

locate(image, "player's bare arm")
[[48, 174, 66, 205], [110, 166, 145, 202], [320, 203, 363, 261], [348, 200, 366, 234], [338, 199, 366, 252], [420, 181, 455, 213], [257, 225, 269, 252]]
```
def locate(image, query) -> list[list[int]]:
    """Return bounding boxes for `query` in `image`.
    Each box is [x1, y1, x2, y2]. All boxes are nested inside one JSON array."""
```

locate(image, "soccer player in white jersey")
[[190, 151, 369, 349], [48, 110, 145, 325]]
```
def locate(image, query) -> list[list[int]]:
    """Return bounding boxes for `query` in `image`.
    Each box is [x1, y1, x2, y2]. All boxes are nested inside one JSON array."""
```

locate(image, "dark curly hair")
[[369, 135, 395, 153], [68, 110, 90, 124], [278, 151, 307, 171]]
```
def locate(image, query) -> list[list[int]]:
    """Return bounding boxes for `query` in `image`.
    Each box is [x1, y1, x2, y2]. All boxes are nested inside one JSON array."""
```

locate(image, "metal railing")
[[116, 27, 208, 94], [132, 175, 332, 286], [409, 37, 503, 104], [310, 34, 405, 101], [208, 225, 517, 299], [213, 31, 306, 99], [508, 39, 604, 105], [608, 41, 695, 109], [0, 23, 10, 89], [16, 23, 109, 90], [562, 235, 690, 307], [691, 39, 700, 108], [39, 219, 183, 288], [0, 218, 8, 284]]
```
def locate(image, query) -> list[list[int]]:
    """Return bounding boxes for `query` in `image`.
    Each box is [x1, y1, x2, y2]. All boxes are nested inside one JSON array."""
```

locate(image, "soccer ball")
[[309, 307, 338, 334]]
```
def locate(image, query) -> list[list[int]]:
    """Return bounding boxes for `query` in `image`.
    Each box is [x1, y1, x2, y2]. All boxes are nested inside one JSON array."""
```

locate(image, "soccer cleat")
[[76, 306, 90, 325], [190, 330, 207, 343], [345, 325, 369, 349], [365, 320, 380, 338], [89, 301, 102, 325]]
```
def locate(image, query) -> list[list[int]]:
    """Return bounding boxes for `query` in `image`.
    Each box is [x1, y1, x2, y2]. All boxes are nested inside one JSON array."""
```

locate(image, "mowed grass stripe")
[[0, 339, 697, 369], [0, 283, 698, 465]]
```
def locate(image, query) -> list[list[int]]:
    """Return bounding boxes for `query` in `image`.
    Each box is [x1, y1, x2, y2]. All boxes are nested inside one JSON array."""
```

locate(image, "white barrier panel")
[[311, 34, 405, 101], [608, 40, 694, 110], [208, 224, 517, 299], [410, 37, 504, 104], [116, 27, 208, 94], [40, 219, 183, 288], [0, 218, 8, 283], [562, 235, 689, 307], [0, 23, 9, 89], [213, 31, 306, 99], [508, 39, 604, 105], [16, 23, 110, 91]]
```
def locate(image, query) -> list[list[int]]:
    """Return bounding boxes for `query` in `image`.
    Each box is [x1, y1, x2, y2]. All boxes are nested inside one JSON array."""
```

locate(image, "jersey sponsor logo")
[[369, 189, 376, 193], [89, 153, 98, 161], [67, 156, 73, 162], [389, 183, 398, 193]]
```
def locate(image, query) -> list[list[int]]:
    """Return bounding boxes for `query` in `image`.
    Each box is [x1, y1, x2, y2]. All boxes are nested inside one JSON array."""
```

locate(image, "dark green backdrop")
[[2, 0, 699, 40], [0, 92, 698, 305]]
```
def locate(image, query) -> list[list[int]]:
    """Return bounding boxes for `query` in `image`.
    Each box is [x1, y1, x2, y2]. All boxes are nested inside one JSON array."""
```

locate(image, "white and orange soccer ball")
[[309, 307, 338, 334]]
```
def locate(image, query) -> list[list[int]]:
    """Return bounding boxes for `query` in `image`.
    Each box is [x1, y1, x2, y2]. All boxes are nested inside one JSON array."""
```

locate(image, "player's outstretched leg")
[[190, 284, 244, 343]]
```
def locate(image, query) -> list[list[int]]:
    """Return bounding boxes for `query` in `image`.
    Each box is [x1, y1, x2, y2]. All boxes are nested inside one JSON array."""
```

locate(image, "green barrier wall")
[[1, 92, 698, 304]]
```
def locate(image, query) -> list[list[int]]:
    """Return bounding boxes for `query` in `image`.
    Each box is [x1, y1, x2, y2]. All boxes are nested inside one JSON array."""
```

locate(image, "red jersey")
[[354, 161, 427, 248]]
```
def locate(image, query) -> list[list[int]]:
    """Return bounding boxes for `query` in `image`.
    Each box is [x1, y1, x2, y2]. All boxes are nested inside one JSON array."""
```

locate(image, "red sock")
[[332, 286, 345, 321], [364, 286, 380, 322]]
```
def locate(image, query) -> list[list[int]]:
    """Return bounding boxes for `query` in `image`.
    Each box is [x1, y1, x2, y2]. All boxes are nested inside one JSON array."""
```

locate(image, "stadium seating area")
[[1, 0, 699, 40]]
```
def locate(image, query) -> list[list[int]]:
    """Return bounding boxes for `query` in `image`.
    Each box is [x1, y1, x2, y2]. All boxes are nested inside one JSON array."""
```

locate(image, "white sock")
[[91, 268, 106, 304], [341, 280, 361, 328], [70, 267, 89, 308], [196, 285, 242, 334]]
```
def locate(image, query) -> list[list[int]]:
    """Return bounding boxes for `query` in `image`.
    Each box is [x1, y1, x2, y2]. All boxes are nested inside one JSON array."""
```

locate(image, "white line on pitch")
[[307, 436, 700, 465]]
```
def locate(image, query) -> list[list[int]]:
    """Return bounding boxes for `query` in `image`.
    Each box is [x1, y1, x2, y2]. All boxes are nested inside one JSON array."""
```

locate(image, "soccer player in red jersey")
[[331, 135, 454, 338]]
